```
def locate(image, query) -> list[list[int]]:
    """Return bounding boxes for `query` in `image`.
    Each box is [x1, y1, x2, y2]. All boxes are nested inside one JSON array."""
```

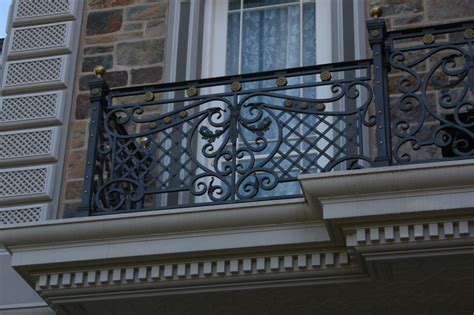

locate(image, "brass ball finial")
[[369, 6, 383, 18], [94, 65, 106, 78]]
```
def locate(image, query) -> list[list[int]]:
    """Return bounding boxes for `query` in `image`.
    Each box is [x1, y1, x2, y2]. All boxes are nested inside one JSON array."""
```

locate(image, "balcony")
[[0, 17, 473, 315], [78, 18, 474, 216]]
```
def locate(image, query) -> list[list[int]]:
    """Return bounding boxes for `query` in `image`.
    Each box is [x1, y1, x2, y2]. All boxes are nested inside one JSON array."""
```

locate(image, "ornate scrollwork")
[[390, 40, 473, 163], [94, 179, 144, 212], [90, 60, 377, 213], [236, 169, 278, 199], [190, 174, 231, 202]]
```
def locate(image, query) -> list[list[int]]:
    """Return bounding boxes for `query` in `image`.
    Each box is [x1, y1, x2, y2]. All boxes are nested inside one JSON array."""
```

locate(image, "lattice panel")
[[0, 167, 49, 199], [0, 129, 55, 160], [4, 57, 64, 87], [0, 92, 60, 124], [0, 205, 45, 225], [15, 0, 70, 19], [10, 23, 68, 53]]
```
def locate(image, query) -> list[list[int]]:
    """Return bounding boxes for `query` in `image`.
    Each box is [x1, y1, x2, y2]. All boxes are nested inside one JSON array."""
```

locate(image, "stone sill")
[[299, 159, 474, 221], [0, 159, 472, 268], [0, 198, 330, 267]]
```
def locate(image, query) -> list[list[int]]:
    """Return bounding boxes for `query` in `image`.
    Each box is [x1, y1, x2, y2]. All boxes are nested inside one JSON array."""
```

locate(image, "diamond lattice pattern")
[[11, 23, 67, 52], [0, 168, 47, 198], [0, 207, 43, 225], [5, 58, 62, 86], [16, 0, 70, 19], [0, 130, 53, 159], [0, 93, 58, 122]]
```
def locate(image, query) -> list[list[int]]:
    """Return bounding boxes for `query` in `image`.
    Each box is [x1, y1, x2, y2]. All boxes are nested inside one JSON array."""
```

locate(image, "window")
[[147, 0, 369, 206], [166, 0, 368, 81], [204, 0, 327, 79]]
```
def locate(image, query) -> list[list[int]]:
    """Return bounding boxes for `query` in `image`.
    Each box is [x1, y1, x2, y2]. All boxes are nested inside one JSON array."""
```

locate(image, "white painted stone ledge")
[[299, 160, 474, 220], [0, 198, 324, 248]]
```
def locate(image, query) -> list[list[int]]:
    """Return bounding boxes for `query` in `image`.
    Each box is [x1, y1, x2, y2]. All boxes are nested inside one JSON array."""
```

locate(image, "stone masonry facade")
[[60, 0, 168, 217], [366, 0, 474, 162], [367, 0, 474, 30], [60, 0, 474, 217]]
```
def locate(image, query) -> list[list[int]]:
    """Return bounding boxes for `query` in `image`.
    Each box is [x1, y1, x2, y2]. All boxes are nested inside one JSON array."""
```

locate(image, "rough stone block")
[[86, 10, 123, 36], [62, 202, 81, 218], [85, 31, 144, 45], [75, 94, 90, 119], [124, 22, 143, 32], [368, 0, 423, 16], [79, 71, 128, 91], [89, 0, 139, 10], [84, 45, 114, 55], [131, 66, 163, 85], [116, 39, 164, 66], [65, 180, 84, 200], [67, 150, 86, 179], [145, 19, 166, 37], [426, 0, 474, 20], [82, 55, 113, 72], [126, 4, 167, 21], [392, 14, 424, 26], [71, 121, 87, 149]]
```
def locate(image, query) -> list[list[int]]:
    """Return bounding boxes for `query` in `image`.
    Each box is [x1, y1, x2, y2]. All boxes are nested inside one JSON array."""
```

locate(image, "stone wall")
[[60, 0, 168, 217], [367, 0, 474, 163], [59, 0, 474, 217], [367, 0, 474, 29]]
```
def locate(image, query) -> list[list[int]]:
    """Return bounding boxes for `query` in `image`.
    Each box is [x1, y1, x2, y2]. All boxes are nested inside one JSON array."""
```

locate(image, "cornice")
[[0, 198, 319, 248], [300, 160, 474, 198], [34, 250, 356, 296], [345, 219, 472, 247], [299, 160, 474, 220]]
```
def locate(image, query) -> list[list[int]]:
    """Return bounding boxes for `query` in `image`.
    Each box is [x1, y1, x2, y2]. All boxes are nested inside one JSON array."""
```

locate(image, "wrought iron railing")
[[78, 18, 474, 216]]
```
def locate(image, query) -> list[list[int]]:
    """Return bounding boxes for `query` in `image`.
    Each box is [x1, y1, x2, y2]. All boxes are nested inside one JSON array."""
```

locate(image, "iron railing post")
[[76, 66, 109, 217], [367, 18, 392, 166]]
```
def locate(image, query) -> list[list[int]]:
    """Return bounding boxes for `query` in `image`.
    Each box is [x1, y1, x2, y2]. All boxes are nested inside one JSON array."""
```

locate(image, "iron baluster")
[[77, 66, 109, 216], [367, 18, 392, 166], [75, 19, 474, 216]]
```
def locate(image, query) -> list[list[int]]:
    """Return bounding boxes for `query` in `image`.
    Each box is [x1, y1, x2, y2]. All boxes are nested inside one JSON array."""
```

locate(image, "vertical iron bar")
[[367, 18, 392, 166], [231, 93, 239, 201], [76, 73, 110, 217]]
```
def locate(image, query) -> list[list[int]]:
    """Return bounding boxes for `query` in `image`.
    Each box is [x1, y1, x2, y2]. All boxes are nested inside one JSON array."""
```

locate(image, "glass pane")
[[244, 0, 299, 9], [302, 2, 317, 99], [229, 0, 241, 10], [303, 2, 316, 66], [226, 12, 241, 75], [241, 5, 300, 73]]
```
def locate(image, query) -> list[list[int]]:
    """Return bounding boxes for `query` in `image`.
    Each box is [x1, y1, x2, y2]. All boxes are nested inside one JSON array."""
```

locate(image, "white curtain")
[[226, 2, 317, 75]]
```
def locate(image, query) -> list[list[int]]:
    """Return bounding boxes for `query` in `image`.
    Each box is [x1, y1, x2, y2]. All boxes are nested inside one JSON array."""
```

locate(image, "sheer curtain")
[[226, 1, 316, 75], [224, 1, 318, 197]]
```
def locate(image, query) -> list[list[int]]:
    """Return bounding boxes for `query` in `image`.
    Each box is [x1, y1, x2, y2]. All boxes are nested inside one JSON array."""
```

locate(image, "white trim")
[[299, 159, 474, 220], [315, 0, 333, 64], [0, 302, 50, 311], [164, 0, 181, 83], [345, 220, 472, 247], [0, 203, 49, 223], [0, 164, 55, 204], [12, 0, 79, 27], [1, 55, 69, 94], [353, 0, 368, 60], [0, 3, 14, 92], [34, 250, 354, 291], [7, 21, 74, 60], [48, 0, 86, 221], [201, 0, 228, 79], [186, 0, 203, 80], [0, 198, 315, 244], [0, 126, 60, 167], [0, 90, 65, 131]]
